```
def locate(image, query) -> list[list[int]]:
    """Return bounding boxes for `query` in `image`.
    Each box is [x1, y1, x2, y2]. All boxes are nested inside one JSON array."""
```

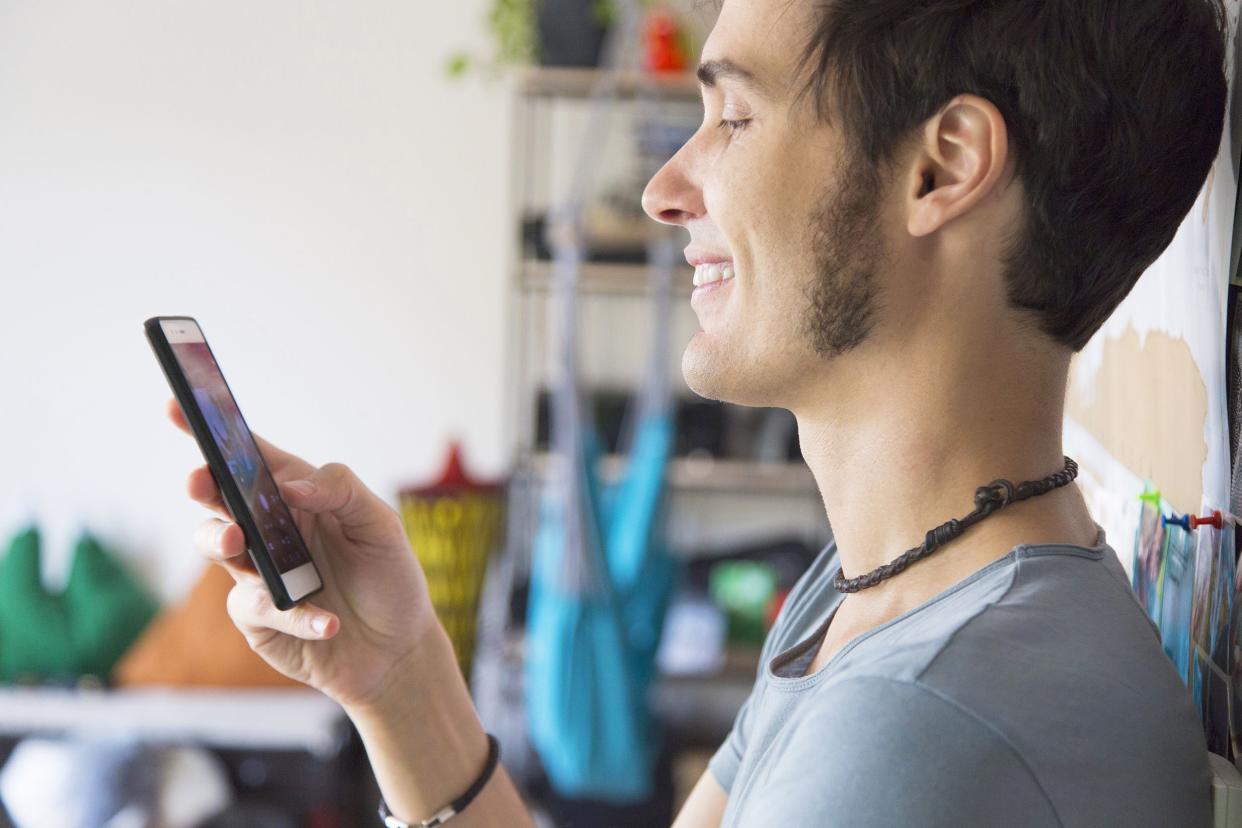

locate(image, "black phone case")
[[144, 315, 323, 611]]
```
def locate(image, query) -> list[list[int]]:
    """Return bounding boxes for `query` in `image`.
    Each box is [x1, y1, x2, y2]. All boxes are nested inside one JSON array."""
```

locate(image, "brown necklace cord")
[[831, 456, 1079, 594]]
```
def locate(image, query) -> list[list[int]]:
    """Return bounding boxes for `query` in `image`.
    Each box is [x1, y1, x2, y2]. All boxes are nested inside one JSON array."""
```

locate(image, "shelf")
[[0, 687, 348, 757], [530, 452, 819, 496], [519, 259, 694, 296], [517, 66, 700, 102], [653, 646, 762, 748]]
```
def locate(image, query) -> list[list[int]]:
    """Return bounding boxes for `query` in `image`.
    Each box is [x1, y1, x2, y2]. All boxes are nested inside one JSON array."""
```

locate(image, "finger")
[[227, 582, 339, 641], [166, 397, 192, 435], [187, 465, 230, 518], [165, 397, 317, 479], [219, 556, 262, 583], [278, 463, 405, 545], [195, 517, 251, 566], [194, 518, 262, 581]]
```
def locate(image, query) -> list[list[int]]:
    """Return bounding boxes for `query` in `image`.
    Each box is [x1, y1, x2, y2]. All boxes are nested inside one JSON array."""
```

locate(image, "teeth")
[[693, 263, 735, 287]]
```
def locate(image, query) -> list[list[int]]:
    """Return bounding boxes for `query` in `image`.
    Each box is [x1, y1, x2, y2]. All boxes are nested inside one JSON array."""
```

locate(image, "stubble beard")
[[801, 157, 885, 358]]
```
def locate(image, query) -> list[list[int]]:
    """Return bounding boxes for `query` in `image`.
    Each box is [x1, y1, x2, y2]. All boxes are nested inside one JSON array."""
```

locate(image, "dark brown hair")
[[800, 0, 1228, 350]]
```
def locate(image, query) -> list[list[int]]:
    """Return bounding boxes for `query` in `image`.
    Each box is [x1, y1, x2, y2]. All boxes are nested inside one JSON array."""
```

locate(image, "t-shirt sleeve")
[[751, 676, 1061, 827], [707, 600, 789, 793], [707, 683, 758, 793]]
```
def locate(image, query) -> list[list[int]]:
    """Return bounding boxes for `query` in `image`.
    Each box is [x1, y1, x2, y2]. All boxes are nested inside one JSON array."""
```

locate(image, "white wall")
[[0, 1, 516, 599]]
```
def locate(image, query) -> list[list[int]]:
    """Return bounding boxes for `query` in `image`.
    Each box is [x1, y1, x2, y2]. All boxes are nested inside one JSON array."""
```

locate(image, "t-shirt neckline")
[[765, 529, 1109, 687]]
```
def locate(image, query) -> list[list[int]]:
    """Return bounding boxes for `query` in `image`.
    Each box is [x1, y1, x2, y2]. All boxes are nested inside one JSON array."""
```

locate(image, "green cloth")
[[64, 533, 159, 679], [710, 560, 776, 646], [0, 526, 158, 683], [0, 526, 76, 682]]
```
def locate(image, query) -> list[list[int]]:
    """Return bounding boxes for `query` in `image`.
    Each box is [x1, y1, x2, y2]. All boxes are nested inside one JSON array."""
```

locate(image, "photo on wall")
[[1201, 521, 1235, 755], [1226, 522, 1242, 761], [1159, 523, 1195, 682], [1191, 521, 1222, 710], [1134, 495, 1167, 623]]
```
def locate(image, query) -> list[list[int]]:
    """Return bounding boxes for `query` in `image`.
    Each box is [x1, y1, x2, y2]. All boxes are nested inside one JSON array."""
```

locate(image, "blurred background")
[[0, 2, 837, 825], [6, 1, 1242, 825]]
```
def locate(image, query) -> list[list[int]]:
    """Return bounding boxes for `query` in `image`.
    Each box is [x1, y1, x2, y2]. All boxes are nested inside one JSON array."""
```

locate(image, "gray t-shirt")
[[708, 532, 1211, 827]]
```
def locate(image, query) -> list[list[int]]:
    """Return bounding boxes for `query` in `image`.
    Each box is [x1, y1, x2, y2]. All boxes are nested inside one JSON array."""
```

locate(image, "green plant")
[[445, 0, 621, 77], [446, 0, 537, 77], [593, 0, 617, 28]]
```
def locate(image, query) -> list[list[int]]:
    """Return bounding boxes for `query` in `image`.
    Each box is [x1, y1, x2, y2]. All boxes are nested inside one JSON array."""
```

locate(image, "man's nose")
[[641, 143, 705, 226]]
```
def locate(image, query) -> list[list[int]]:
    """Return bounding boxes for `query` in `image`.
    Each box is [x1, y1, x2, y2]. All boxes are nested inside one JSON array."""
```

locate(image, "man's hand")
[[167, 398, 536, 826], [168, 398, 441, 710]]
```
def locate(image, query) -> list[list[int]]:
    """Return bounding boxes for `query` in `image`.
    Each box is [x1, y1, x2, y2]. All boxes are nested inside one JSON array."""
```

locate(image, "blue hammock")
[[525, 415, 677, 800]]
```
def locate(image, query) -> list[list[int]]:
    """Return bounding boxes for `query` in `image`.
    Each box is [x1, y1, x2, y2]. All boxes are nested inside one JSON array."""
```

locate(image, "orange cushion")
[[114, 565, 300, 688]]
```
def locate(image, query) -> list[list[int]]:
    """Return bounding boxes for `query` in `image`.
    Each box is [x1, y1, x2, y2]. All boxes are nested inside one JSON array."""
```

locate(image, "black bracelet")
[[377, 733, 501, 828]]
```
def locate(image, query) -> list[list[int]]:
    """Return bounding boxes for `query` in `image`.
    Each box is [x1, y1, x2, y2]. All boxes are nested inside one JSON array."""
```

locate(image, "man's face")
[[642, 0, 892, 410]]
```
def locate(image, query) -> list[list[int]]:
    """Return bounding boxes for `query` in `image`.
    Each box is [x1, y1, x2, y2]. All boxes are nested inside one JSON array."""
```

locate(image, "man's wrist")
[[377, 733, 500, 827], [343, 616, 492, 826], [347, 617, 455, 724]]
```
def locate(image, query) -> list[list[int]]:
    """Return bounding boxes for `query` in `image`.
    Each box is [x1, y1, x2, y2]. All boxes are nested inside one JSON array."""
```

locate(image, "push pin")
[[1189, 510, 1224, 530], [1138, 490, 1162, 507], [1162, 513, 1192, 531]]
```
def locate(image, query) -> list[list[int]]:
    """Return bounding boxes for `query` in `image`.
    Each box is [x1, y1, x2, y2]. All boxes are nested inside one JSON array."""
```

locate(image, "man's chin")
[[682, 330, 819, 409], [680, 332, 729, 402], [681, 333, 769, 408]]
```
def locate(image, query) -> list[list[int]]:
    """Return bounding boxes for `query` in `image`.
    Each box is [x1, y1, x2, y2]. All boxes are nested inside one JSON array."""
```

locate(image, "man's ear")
[[905, 95, 1010, 237]]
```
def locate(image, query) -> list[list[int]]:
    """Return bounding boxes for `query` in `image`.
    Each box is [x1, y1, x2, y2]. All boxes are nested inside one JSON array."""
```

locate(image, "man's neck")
[[794, 330, 1099, 616]]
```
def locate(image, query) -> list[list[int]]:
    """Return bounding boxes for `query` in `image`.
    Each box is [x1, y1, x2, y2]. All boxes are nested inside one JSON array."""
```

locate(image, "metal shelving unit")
[[0, 687, 347, 758], [485, 64, 831, 814]]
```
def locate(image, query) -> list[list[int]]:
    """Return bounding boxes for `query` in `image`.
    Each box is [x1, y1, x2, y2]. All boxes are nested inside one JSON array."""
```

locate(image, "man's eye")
[[717, 118, 751, 136]]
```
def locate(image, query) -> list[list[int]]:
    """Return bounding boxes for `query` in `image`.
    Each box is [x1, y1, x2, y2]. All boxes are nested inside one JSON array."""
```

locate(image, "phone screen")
[[160, 320, 318, 593]]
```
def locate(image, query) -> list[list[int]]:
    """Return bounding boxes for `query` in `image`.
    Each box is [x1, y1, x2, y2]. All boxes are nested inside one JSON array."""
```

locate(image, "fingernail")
[[215, 523, 230, 546], [286, 480, 316, 496], [312, 616, 330, 635]]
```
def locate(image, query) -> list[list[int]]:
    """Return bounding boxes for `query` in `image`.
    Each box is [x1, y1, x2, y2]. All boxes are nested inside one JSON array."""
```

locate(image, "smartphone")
[[145, 316, 323, 610]]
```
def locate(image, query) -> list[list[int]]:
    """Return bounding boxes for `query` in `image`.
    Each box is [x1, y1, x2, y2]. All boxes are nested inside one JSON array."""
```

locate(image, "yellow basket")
[[398, 444, 505, 681]]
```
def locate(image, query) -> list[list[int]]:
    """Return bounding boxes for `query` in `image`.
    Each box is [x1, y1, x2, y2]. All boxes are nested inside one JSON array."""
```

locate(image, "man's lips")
[[684, 246, 733, 267], [684, 245, 737, 297]]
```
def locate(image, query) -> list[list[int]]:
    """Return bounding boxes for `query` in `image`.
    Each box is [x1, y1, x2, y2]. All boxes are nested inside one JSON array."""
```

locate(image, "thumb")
[[279, 463, 401, 539]]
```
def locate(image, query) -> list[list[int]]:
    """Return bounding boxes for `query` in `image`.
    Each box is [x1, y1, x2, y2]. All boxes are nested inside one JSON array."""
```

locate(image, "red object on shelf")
[[765, 587, 790, 631], [399, 439, 503, 498], [644, 9, 688, 73]]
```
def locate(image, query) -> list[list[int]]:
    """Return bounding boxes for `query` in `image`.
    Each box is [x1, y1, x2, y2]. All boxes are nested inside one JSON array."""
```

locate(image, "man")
[[169, 0, 1227, 824]]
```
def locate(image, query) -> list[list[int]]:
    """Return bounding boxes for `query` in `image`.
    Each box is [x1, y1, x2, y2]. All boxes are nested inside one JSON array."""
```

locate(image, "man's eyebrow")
[[696, 58, 766, 93]]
